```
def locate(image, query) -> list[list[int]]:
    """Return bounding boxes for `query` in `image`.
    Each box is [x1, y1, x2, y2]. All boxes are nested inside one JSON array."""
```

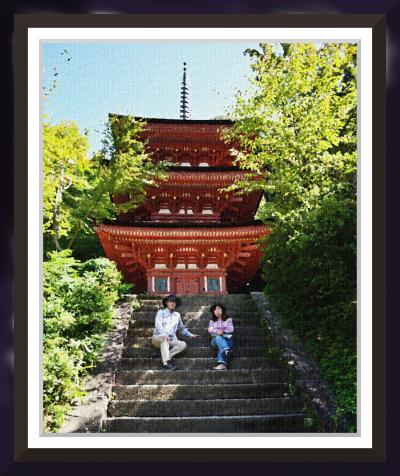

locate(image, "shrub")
[[43, 249, 126, 431], [263, 195, 357, 431]]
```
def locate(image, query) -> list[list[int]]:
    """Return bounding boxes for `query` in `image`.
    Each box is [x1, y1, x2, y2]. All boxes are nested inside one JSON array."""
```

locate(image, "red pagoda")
[[94, 64, 269, 295]]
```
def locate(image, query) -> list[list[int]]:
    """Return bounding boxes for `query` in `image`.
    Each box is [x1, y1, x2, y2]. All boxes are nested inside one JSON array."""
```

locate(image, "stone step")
[[131, 310, 263, 318], [136, 304, 258, 312], [122, 346, 270, 358], [124, 335, 269, 347], [157, 297, 254, 302], [137, 301, 256, 307], [129, 321, 264, 332], [129, 321, 264, 331], [127, 328, 267, 338], [115, 369, 289, 385], [181, 309, 259, 316], [138, 301, 257, 307], [108, 396, 304, 418], [112, 383, 289, 400], [131, 312, 263, 325], [185, 301, 257, 305], [102, 413, 305, 433], [183, 317, 263, 325], [131, 315, 261, 323], [138, 294, 254, 302], [119, 357, 276, 371]]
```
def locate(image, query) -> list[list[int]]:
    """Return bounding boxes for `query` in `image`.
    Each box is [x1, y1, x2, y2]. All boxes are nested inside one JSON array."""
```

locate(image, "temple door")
[[175, 278, 200, 295], [175, 278, 185, 295], [189, 278, 200, 295]]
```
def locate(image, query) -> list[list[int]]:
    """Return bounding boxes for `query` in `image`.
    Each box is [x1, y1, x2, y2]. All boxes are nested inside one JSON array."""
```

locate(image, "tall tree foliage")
[[43, 49, 167, 257], [224, 43, 357, 431], [43, 121, 92, 251], [223, 42, 357, 211], [65, 114, 167, 251], [43, 115, 167, 256]]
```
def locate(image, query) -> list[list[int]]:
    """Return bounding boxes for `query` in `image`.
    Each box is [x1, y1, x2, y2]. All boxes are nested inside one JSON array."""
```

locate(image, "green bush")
[[263, 195, 357, 431], [43, 230, 105, 263], [43, 337, 85, 431], [43, 249, 127, 432]]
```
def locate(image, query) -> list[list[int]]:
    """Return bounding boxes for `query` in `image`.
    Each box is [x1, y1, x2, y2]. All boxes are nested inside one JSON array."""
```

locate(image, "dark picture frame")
[[13, 13, 385, 463]]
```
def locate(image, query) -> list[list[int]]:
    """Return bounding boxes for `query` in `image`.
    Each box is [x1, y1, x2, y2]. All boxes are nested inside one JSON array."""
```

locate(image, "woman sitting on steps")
[[208, 303, 234, 370]]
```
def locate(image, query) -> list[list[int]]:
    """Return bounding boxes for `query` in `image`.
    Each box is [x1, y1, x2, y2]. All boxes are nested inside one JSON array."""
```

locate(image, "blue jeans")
[[211, 335, 233, 365]]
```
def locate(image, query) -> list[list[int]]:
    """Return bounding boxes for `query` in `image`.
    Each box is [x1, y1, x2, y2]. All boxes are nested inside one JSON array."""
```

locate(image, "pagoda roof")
[[95, 222, 267, 243], [157, 169, 266, 184], [166, 166, 245, 172], [109, 113, 234, 126], [99, 220, 264, 229]]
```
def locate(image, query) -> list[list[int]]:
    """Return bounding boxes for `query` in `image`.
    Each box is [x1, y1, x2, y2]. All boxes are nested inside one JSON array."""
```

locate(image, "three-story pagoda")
[[94, 64, 269, 295]]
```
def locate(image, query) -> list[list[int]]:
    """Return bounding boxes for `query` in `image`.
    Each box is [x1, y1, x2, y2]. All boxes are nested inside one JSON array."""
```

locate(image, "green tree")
[[43, 48, 167, 257], [65, 114, 167, 251], [223, 43, 357, 255], [43, 121, 92, 251], [43, 115, 168, 256], [224, 42, 357, 431], [223, 42, 357, 212]]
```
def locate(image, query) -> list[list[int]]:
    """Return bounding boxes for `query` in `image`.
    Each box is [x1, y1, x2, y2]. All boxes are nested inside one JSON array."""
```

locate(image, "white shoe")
[[213, 363, 227, 370]]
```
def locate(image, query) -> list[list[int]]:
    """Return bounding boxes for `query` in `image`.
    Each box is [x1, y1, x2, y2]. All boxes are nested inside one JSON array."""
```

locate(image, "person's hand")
[[217, 330, 224, 336], [161, 335, 170, 342], [191, 334, 200, 339]]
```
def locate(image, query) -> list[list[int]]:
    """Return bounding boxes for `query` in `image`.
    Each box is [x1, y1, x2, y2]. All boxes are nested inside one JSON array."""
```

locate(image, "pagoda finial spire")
[[180, 62, 189, 120]]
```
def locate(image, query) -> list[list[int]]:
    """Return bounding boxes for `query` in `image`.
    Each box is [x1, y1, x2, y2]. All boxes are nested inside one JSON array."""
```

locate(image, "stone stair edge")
[[108, 397, 304, 416], [115, 368, 289, 375], [103, 413, 306, 421], [110, 396, 301, 403], [112, 382, 287, 388]]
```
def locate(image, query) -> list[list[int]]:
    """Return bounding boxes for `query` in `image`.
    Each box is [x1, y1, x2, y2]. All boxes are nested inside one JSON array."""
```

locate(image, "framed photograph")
[[13, 13, 385, 462]]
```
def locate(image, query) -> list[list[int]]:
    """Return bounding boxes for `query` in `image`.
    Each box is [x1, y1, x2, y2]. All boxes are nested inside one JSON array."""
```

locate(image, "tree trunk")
[[52, 184, 63, 251], [67, 220, 83, 250], [67, 183, 105, 249]]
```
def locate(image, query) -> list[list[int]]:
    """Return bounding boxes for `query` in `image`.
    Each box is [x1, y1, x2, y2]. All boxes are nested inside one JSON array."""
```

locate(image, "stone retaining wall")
[[59, 296, 136, 433], [250, 291, 337, 432]]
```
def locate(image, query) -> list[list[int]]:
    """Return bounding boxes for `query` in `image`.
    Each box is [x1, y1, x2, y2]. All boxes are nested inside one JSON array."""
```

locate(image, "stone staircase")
[[102, 294, 306, 432]]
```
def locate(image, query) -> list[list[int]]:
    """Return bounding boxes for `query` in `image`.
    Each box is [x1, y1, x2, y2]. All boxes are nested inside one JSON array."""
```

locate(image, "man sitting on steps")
[[151, 294, 200, 370]]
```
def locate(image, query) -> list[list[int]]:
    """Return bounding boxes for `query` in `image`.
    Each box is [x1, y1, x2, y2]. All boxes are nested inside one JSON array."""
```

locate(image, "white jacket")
[[153, 308, 194, 340]]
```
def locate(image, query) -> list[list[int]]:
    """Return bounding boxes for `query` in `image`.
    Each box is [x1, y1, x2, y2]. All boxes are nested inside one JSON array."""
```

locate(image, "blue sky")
[[42, 41, 262, 153]]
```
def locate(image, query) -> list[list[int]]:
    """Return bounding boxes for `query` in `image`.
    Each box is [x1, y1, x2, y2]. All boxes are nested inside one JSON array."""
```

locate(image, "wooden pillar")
[[220, 270, 227, 294], [147, 273, 153, 295], [169, 273, 175, 294]]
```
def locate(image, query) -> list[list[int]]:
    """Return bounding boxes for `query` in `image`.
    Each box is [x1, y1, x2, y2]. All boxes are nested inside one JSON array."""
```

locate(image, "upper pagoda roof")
[[109, 113, 238, 167], [109, 113, 234, 126]]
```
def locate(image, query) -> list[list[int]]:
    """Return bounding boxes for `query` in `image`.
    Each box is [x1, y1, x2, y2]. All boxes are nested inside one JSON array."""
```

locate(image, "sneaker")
[[168, 359, 177, 370], [162, 361, 176, 370], [213, 363, 227, 370]]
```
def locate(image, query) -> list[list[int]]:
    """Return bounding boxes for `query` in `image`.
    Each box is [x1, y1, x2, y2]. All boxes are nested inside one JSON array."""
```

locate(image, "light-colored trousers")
[[151, 336, 187, 364]]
